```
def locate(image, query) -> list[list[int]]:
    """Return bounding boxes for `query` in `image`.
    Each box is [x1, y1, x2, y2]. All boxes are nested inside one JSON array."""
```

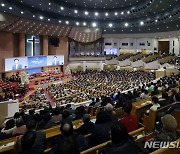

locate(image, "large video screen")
[[5, 55, 64, 72], [5, 57, 28, 71], [47, 55, 64, 66], [28, 56, 47, 68], [105, 48, 118, 55]]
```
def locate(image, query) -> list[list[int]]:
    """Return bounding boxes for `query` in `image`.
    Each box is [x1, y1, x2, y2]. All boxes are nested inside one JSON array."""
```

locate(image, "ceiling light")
[[1, 3, 5, 7], [60, 7, 64, 10], [105, 13, 108, 16], [59, 20, 61, 23], [127, 11, 130, 14], [121, 12, 124, 15], [66, 21, 69, 24], [115, 12, 118, 16], [83, 22, 86, 26], [9, 7, 12, 10], [74, 10, 78, 13], [39, 16, 44, 20], [95, 12, 99, 16], [92, 22, 97, 27], [21, 11, 24, 14], [124, 22, 129, 27], [76, 22, 79, 25], [85, 11, 88, 15], [109, 23, 113, 27], [140, 21, 144, 25], [49, 3, 51, 6]]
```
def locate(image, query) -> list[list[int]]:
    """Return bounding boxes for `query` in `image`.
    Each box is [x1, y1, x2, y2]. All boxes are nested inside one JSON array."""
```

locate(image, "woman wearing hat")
[[154, 114, 177, 142]]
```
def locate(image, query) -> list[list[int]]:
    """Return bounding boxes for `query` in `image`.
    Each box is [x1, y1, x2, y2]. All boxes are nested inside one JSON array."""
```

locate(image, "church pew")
[[151, 138, 180, 154], [173, 110, 180, 130], [80, 127, 146, 154], [143, 104, 173, 132]]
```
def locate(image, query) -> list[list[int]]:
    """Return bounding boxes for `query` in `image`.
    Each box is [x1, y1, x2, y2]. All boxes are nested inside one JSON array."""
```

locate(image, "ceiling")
[[0, 0, 179, 35]]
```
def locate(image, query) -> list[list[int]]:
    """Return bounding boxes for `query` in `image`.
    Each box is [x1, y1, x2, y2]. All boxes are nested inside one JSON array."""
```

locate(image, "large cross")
[[27, 36, 39, 56]]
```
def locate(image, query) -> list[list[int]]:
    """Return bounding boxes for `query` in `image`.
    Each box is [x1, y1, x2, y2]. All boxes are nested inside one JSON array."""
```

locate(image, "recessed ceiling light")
[[105, 13, 108, 16], [83, 22, 86, 26], [109, 23, 113, 27], [92, 22, 97, 27], [9, 7, 12, 10], [33, 15, 35, 17], [39, 16, 44, 20], [95, 12, 99, 16], [124, 22, 129, 27], [66, 21, 69, 24], [121, 12, 124, 15], [21, 11, 24, 14], [76, 22, 79, 25], [1, 3, 5, 7], [115, 12, 118, 16], [74, 10, 78, 13], [85, 11, 88, 15], [60, 7, 64, 10], [140, 21, 144, 25], [49, 3, 51, 6]]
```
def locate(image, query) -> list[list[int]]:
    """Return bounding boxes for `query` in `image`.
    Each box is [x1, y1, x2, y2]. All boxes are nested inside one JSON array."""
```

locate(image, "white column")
[[100, 61, 103, 71], [83, 61, 86, 72]]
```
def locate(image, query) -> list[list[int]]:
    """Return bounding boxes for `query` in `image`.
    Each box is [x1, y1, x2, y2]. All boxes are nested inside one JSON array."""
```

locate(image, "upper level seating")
[[158, 55, 176, 65], [116, 53, 133, 61]]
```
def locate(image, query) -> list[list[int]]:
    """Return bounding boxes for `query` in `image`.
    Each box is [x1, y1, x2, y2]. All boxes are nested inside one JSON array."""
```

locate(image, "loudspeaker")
[[49, 37, 60, 47]]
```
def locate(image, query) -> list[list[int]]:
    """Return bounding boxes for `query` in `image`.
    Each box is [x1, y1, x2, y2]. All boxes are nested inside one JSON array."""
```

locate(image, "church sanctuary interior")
[[0, 0, 180, 154]]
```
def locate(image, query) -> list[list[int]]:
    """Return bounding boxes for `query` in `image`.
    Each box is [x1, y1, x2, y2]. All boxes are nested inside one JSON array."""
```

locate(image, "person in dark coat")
[[77, 114, 94, 135], [100, 121, 137, 154], [90, 111, 113, 147], [19, 131, 43, 154]]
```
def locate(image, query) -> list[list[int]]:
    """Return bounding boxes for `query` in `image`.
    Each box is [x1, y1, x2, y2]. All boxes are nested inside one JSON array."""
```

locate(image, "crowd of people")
[[0, 70, 179, 153], [48, 70, 155, 106]]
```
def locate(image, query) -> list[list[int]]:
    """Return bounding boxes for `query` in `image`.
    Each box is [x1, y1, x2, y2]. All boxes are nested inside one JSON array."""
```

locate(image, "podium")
[[0, 100, 19, 127]]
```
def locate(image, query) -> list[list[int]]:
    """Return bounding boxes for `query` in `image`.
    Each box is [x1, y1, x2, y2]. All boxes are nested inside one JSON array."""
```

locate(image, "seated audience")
[[12, 119, 27, 136], [149, 96, 160, 111], [100, 121, 137, 154], [26, 120, 47, 151], [77, 114, 94, 135], [90, 111, 113, 146], [1, 119, 15, 135], [140, 90, 149, 99], [19, 131, 43, 154], [51, 108, 62, 123], [158, 92, 170, 107], [105, 103, 117, 121], [165, 93, 180, 114], [119, 102, 138, 132], [61, 110, 74, 123], [154, 114, 177, 142], [53, 122, 87, 152]]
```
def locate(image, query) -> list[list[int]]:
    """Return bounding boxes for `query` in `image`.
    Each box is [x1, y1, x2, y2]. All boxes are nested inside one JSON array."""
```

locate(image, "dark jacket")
[[100, 136, 137, 154], [77, 121, 94, 135], [32, 131, 47, 150], [90, 121, 113, 147]]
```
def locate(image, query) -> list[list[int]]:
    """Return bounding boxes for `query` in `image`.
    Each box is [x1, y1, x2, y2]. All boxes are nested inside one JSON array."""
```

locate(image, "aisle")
[[44, 88, 56, 107]]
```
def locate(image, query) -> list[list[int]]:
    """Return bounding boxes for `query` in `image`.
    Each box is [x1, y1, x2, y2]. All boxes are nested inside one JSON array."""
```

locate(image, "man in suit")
[[52, 56, 60, 65], [12, 58, 22, 70]]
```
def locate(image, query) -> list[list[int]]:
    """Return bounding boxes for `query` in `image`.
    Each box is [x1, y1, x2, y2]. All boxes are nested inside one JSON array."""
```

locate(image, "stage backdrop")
[[26, 34, 40, 56], [5, 55, 64, 71]]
